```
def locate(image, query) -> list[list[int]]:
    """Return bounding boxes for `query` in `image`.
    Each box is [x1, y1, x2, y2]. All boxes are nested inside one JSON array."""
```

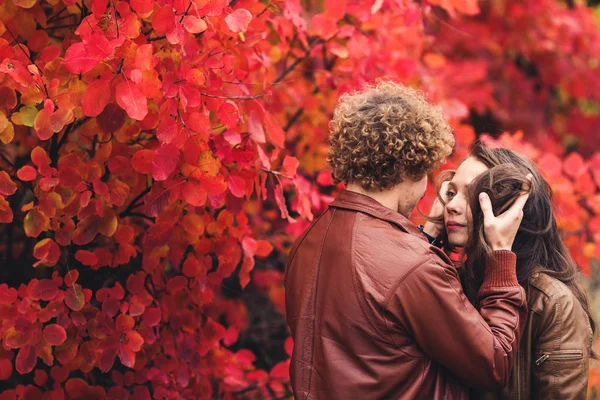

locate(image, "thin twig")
[[273, 38, 322, 84], [260, 168, 293, 180], [119, 185, 152, 218], [179, 1, 193, 23], [148, 35, 166, 42], [200, 93, 267, 100], [112, 0, 119, 38]]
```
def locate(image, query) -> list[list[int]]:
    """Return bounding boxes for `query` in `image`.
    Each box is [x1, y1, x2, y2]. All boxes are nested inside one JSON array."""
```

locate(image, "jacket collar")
[[329, 190, 427, 241]]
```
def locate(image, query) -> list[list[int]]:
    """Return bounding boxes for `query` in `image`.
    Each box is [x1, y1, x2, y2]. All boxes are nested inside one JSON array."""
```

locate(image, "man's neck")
[[346, 183, 407, 216]]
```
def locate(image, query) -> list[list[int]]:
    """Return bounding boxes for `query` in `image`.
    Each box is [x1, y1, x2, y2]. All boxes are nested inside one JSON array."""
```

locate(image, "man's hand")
[[422, 181, 449, 238], [479, 175, 532, 251]]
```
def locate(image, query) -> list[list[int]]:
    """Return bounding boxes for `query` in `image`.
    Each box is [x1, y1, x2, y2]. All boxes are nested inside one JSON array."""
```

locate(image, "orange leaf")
[[0, 171, 17, 196]]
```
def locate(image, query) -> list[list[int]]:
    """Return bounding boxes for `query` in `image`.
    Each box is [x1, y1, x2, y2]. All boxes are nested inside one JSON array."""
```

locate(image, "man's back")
[[285, 191, 467, 399]]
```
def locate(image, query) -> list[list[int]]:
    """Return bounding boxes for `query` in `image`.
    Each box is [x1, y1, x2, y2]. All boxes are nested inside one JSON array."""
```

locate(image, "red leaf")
[[131, 149, 155, 174], [118, 344, 136, 368], [33, 238, 61, 267], [82, 79, 111, 117], [131, 0, 153, 15], [29, 279, 59, 301], [182, 180, 207, 206], [43, 324, 67, 346], [62, 42, 97, 74], [426, 0, 479, 16], [274, 183, 295, 222], [125, 330, 144, 352], [91, 0, 107, 15], [152, 6, 176, 34], [255, 240, 273, 258], [263, 112, 285, 148], [183, 15, 208, 33], [116, 79, 148, 121], [225, 9, 252, 33], [75, 250, 98, 266], [34, 369, 48, 386], [247, 110, 266, 143], [152, 144, 180, 181], [0, 284, 17, 304], [311, 14, 338, 40], [142, 308, 161, 327], [116, 314, 135, 333], [156, 117, 180, 144], [72, 215, 102, 245], [282, 155, 299, 177], [228, 175, 246, 198], [284, 336, 294, 356], [15, 345, 37, 374], [97, 103, 127, 133], [16, 166, 36, 181], [563, 152, 587, 178], [0, 171, 17, 196], [0, 358, 12, 380], [217, 101, 239, 129], [82, 32, 113, 60], [0, 197, 12, 223], [64, 270, 79, 286]]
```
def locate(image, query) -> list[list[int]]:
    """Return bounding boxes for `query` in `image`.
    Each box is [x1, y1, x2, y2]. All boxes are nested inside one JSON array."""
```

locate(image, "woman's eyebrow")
[[447, 181, 458, 189]]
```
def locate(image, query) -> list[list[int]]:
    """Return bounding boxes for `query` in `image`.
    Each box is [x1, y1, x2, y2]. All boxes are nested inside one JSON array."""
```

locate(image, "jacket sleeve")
[[385, 250, 527, 390], [531, 286, 592, 400]]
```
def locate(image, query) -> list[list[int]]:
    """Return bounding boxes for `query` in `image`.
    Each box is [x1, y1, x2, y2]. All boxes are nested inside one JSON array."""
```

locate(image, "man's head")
[[327, 81, 454, 215]]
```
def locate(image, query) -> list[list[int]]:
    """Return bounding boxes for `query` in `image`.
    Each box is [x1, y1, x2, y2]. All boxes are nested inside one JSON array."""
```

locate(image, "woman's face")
[[444, 157, 490, 247]]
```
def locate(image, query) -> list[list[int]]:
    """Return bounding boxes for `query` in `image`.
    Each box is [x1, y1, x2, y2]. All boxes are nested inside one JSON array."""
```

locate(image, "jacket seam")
[[284, 212, 327, 283], [350, 214, 393, 344], [382, 256, 432, 309], [304, 208, 336, 400]]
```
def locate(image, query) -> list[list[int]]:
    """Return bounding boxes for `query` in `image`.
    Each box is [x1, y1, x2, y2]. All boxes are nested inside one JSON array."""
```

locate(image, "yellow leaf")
[[11, 105, 38, 127], [197, 150, 221, 176]]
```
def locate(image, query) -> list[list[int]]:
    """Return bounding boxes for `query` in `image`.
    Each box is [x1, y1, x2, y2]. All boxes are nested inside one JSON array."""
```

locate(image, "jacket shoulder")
[[352, 213, 452, 296], [528, 273, 592, 342]]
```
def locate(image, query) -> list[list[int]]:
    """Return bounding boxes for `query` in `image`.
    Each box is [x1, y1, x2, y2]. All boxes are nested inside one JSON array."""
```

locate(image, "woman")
[[425, 141, 595, 399]]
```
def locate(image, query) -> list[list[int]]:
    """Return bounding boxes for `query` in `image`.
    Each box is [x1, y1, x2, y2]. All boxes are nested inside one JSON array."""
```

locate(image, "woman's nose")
[[446, 195, 463, 215]]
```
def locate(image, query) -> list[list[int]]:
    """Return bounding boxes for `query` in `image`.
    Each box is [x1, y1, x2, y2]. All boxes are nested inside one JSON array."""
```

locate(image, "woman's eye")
[[445, 191, 456, 198]]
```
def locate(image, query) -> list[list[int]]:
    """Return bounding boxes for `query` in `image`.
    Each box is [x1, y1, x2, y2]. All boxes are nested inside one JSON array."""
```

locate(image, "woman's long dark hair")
[[463, 141, 596, 342]]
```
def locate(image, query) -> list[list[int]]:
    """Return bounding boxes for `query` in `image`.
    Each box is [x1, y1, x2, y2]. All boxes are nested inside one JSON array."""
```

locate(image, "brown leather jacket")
[[472, 272, 593, 400], [285, 190, 528, 400]]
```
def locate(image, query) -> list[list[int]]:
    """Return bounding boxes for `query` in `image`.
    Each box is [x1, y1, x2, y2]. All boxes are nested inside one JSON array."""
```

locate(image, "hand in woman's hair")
[[478, 174, 533, 252]]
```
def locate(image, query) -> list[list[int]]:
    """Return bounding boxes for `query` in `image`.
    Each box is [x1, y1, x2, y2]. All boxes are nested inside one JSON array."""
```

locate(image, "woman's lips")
[[446, 222, 466, 232]]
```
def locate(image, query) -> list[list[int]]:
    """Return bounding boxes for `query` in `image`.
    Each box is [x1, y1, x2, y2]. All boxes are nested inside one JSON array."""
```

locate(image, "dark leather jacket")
[[285, 190, 528, 399], [472, 272, 593, 400]]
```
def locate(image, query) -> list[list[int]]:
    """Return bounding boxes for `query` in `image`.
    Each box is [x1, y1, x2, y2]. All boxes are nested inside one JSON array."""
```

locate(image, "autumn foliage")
[[0, 0, 599, 398]]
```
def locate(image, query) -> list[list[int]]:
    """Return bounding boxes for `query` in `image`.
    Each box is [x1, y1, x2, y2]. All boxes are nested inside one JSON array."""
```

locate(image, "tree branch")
[[119, 185, 152, 218], [272, 38, 322, 85]]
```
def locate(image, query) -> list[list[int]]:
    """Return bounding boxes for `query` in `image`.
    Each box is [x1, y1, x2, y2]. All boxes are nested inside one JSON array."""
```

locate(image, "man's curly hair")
[[327, 81, 455, 191]]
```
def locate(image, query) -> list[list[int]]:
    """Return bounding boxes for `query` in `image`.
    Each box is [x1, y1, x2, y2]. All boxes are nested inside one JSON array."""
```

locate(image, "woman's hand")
[[422, 181, 449, 238], [479, 175, 532, 251]]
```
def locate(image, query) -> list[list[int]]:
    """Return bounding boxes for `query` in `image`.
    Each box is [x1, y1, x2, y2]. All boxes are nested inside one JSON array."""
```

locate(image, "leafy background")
[[0, 0, 599, 398]]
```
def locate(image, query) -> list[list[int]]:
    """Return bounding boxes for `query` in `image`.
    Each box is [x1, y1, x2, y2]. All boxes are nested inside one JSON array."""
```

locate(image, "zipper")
[[535, 350, 583, 366]]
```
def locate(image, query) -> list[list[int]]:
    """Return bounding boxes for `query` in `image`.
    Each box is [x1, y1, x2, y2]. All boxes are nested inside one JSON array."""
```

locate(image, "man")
[[284, 81, 529, 399]]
